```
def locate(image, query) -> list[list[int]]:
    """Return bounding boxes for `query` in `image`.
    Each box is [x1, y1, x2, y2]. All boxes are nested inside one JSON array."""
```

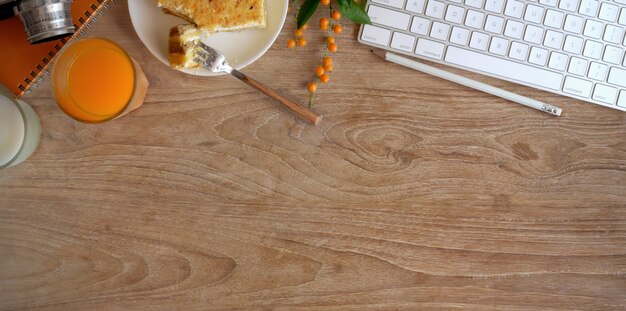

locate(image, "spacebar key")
[[444, 46, 563, 91]]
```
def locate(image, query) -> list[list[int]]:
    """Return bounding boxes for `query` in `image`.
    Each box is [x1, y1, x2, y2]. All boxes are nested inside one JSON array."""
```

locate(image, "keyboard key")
[[391, 32, 416, 52], [529, 46, 549, 65], [592, 84, 618, 104], [524, 5, 544, 24], [485, 0, 505, 13], [465, 10, 485, 29], [548, 52, 569, 70], [598, 3, 619, 22], [509, 42, 529, 60], [607, 67, 626, 87], [445, 46, 564, 90], [583, 40, 603, 59], [563, 76, 593, 98], [425, 0, 445, 18], [361, 24, 392, 46], [405, 0, 426, 13], [539, 0, 557, 6], [567, 56, 588, 76], [618, 91, 626, 108], [450, 27, 471, 45], [484, 15, 504, 34], [504, 0, 524, 18], [603, 46, 624, 64], [415, 38, 445, 59], [563, 14, 584, 33], [544, 30, 564, 49], [465, 0, 484, 8], [559, 0, 580, 12], [469, 31, 490, 50], [587, 62, 608, 81], [410, 16, 431, 35], [578, 0, 599, 17], [504, 20, 524, 39], [619, 8, 626, 25], [445, 5, 465, 24], [371, 0, 404, 9], [369, 5, 411, 30], [583, 20, 603, 39], [489, 37, 509, 55], [430, 22, 451, 41], [544, 9, 564, 28], [564, 35, 584, 54], [603, 25, 624, 44], [524, 25, 544, 44]]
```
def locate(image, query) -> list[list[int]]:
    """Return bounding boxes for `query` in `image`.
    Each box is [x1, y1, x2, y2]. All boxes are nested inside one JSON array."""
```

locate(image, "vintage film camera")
[[0, 0, 74, 44]]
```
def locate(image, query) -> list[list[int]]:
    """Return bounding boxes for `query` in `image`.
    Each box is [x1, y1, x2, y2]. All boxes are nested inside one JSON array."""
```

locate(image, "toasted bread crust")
[[157, 0, 266, 33], [162, 8, 196, 25]]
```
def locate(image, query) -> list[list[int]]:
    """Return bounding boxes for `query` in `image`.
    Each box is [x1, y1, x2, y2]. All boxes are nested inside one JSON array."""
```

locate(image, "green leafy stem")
[[296, 0, 372, 29]]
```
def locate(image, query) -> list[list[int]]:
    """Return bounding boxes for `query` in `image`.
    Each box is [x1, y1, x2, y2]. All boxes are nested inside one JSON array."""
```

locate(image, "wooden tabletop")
[[1, 1, 626, 309]]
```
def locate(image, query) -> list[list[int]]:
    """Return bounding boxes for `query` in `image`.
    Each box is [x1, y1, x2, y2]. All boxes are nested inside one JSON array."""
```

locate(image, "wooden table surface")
[[2, 1, 626, 310]]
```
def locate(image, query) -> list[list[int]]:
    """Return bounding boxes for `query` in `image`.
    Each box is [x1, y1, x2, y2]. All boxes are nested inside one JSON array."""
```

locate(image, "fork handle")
[[231, 70, 322, 126]]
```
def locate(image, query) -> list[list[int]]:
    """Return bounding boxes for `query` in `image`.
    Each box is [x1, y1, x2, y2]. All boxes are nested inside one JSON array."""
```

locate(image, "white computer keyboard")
[[358, 0, 626, 112]]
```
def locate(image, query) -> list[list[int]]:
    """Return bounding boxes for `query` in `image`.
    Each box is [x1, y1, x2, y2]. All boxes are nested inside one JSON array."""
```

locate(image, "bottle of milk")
[[0, 84, 40, 170]]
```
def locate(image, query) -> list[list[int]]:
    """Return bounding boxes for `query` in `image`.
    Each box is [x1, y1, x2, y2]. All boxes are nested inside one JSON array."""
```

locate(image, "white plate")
[[128, 0, 288, 76]]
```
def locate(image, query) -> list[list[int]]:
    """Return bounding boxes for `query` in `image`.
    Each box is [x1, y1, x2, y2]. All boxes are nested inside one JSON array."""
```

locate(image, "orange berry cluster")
[[288, 0, 345, 105], [287, 22, 308, 49], [308, 6, 343, 96], [307, 56, 333, 93]]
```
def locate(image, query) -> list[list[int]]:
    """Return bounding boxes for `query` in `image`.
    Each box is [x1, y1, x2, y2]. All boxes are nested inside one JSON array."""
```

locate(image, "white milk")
[[0, 94, 25, 167], [0, 88, 40, 169]]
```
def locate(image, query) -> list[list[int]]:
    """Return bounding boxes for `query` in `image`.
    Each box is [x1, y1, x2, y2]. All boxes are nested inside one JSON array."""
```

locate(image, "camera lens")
[[14, 0, 74, 44]]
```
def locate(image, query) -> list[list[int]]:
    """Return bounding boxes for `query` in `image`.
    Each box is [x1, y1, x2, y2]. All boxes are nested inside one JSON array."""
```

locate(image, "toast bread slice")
[[158, 0, 266, 33], [168, 24, 201, 69]]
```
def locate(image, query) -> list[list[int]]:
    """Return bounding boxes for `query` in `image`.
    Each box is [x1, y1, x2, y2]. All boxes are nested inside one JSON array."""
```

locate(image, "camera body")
[[0, 0, 74, 44]]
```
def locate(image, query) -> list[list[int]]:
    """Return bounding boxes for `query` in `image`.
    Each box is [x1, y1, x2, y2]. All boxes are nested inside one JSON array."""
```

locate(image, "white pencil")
[[372, 50, 562, 117]]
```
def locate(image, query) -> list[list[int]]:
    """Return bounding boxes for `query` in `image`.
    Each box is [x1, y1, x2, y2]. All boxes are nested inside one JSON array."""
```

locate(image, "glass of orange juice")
[[51, 37, 149, 123]]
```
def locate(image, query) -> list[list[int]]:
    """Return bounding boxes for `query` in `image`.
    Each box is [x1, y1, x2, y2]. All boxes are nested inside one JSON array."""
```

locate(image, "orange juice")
[[52, 37, 148, 123]]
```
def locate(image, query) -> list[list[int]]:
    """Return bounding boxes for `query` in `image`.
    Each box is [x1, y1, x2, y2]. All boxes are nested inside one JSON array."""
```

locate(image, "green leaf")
[[337, 0, 371, 25], [297, 0, 320, 29]]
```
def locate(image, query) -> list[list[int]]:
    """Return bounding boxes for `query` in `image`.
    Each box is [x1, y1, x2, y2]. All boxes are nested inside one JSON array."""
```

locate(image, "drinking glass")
[[51, 37, 149, 123], [0, 83, 40, 170]]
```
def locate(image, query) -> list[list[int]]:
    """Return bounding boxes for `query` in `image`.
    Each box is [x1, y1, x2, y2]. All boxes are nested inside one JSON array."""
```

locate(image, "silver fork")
[[194, 42, 321, 125]]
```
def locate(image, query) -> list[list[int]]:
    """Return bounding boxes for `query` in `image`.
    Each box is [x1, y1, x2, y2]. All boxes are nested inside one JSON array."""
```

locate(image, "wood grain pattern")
[[1, 1, 625, 310]]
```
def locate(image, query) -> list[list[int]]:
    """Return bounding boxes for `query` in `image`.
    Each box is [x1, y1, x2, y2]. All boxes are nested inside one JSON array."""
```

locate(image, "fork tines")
[[193, 42, 228, 72]]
